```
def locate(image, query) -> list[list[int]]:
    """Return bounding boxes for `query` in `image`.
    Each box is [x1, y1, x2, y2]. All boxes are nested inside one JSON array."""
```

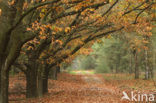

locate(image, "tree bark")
[[37, 65, 50, 96], [129, 54, 133, 74], [134, 52, 139, 79], [26, 67, 38, 98], [150, 67, 154, 79], [0, 62, 9, 103], [37, 73, 43, 97], [42, 67, 50, 94], [0, 67, 1, 92], [51, 68, 57, 80], [145, 50, 149, 80], [37, 65, 44, 97], [149, 64, 154, 79], [57, 66, 60, 73]]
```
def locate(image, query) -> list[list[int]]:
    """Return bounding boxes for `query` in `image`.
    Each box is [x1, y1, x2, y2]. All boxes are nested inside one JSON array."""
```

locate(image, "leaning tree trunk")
[[0, 0, 38, 102]]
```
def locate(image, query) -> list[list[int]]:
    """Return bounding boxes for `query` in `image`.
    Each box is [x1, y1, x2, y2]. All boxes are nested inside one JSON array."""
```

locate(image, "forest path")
[[81, 73, 118, 97], [10, 72, 124, 103], [82, 74, 103, 83], [75, 72, 123, 103]]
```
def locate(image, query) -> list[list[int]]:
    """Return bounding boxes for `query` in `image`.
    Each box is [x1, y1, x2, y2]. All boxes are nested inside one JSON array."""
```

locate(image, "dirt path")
[[78, 73, 122, 103], [83, 75, 102, 83], [48, 73, 123, 103]]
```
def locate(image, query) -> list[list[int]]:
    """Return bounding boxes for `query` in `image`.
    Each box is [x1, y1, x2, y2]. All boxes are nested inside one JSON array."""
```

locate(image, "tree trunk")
[[0, 65, 9, 103], [37, 65, 44, 97], [57, 66, 60, 73], [0, 69, 1, 92], [149, 64, 154, 79], [37, 64, 50, 96], [42, 68, 50, 94], [115, 54, 120, 73], [51, 68, 57, 80], [26, 68, 38, 98], [145, 50, 149, 80], [150, 67, 154, 79], [129, 54, 133, 74], [134, 52, 139, 79], [37, 74, 43, 97]]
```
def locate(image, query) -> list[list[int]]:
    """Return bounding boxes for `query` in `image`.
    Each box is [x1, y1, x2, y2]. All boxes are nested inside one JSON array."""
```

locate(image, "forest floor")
[[9, 71, 156, 103]]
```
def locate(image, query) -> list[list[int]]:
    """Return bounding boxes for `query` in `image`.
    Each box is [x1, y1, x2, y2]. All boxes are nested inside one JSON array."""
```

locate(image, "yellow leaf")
[[105, 35, 111, 39], [41, 9, 46, 13], [58, 27, 63, 32], [109, 0, 113, 3], [65, 27, 71, 33], [40, 13, 45, 18], [26, 28, 32, 31]]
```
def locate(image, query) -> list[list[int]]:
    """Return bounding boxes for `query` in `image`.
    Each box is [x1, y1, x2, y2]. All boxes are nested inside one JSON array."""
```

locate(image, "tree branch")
[[13, 0, 61, 29], [102, 0, 119, 17]]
